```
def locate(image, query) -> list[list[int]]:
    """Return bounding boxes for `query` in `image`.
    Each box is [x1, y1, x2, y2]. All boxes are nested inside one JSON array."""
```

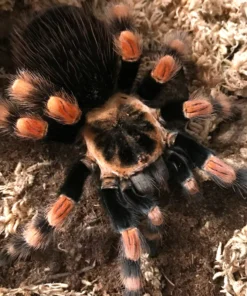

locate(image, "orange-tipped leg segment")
[[148, 206, 164, 226], [121, 228, 141, 261], [183, 99, 213, 119], [47, 195, 74, 228], [203, 155, 236, 185], [16, 117, 48, 139], [47, 96, 82, 125], [118, 31, 141, 62], [151, 55, 181, 83]]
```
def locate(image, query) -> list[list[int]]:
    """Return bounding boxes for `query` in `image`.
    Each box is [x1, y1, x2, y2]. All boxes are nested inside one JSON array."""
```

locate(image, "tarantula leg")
[[135, 55, 186, 108], [151, 55, 182, 84], [166, 150, 200, 197], [5, 160, 92, 259], [9, 71, 82, 125], [168, 131, 247, 194], [183, 91, 234, 119], [101, 188, 143, 296], [116, 30, 142, 93]]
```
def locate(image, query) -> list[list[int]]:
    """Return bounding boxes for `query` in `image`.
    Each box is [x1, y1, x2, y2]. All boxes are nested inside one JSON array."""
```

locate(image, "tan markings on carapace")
[[183, 177, 199, 195], [16, 118, 48, 139], [121, 228, 141, 261], [23, 223, 43, 248], [203, 155, 236, 184], [170, 39, 186, 54], [151, 55, 181, 83], [47, 96, 82, 124], [123, 277, 141, 291], [0, 104, 9, 125], [47, 195, 74, 228], [183, 99, 213, 118], [83, 94, 165, 177], [112, 4, 130, 18], [148, 206, 164, 226], [118, 31, 141, 61], [11, 78, 34, 100]]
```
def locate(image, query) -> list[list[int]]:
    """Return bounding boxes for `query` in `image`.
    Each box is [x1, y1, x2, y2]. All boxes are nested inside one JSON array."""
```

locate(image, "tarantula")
[[1, 2, 246, 295]]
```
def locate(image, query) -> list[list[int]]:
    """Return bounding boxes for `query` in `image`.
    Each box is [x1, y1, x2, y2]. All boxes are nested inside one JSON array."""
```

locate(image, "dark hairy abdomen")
[[12, 5, 119, 109]]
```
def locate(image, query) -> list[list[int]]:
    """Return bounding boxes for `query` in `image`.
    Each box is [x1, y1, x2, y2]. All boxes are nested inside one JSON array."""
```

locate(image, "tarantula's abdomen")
[[83, 94, 165, 177], [11, 5, 119, 109]]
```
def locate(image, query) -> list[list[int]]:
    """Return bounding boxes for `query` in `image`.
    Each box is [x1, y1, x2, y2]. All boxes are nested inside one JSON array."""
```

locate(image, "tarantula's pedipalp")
[[166, 150, 200, 197]]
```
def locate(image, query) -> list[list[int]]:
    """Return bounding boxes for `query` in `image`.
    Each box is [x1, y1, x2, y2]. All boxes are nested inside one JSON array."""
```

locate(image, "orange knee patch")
[[15, 118, 48, 139], [122, 228, 141, 261], [118, 31, 141, 61], [112, 4, 130, 18], [47, 96, 81, 125], [23, 223, 44, 249], [183, 99, 213, 118], [183, 178, 199, 195], [148, 206, 163, 226], [170, 39, 185, 54], [0, 105, 9, 126], [47, 195, 74, 228], [203, 155, 236, 184], [123, 277, 141, 291], [151, 55, 181, 83], [11, 78, 34, 100]]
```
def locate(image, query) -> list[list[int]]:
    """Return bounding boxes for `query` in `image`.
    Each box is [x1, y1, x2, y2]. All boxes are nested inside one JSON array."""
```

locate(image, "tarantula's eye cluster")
[[0, 2, 246, 296]]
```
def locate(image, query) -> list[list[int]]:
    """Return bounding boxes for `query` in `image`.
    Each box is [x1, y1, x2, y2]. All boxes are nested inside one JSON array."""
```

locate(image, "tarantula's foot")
[[23, 215, 53, 249], [5, 214, 54, 260], [148, 206, 163, 226], [151, 55, 181, 84], [111, 3, 130, 19], [182, 177, 200, 196], [47, 195, 74, 228], [164, 31, 192, 56], [203, 155, 236, 185], [118, 31, 142, 62], [46, 96, 82, 125], [16, 117, 48, 139]]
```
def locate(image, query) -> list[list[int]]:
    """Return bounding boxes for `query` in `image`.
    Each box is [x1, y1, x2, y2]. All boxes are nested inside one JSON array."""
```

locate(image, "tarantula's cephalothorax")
[[1, 3, 247, 295]]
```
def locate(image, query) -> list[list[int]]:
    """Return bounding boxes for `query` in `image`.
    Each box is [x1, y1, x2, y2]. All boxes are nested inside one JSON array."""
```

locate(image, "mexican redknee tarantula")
[[1, 2, 247, 295]]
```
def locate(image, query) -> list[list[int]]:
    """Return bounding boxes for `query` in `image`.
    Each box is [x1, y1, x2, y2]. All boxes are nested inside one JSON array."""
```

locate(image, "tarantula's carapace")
[[0, 3, 247, 295]]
